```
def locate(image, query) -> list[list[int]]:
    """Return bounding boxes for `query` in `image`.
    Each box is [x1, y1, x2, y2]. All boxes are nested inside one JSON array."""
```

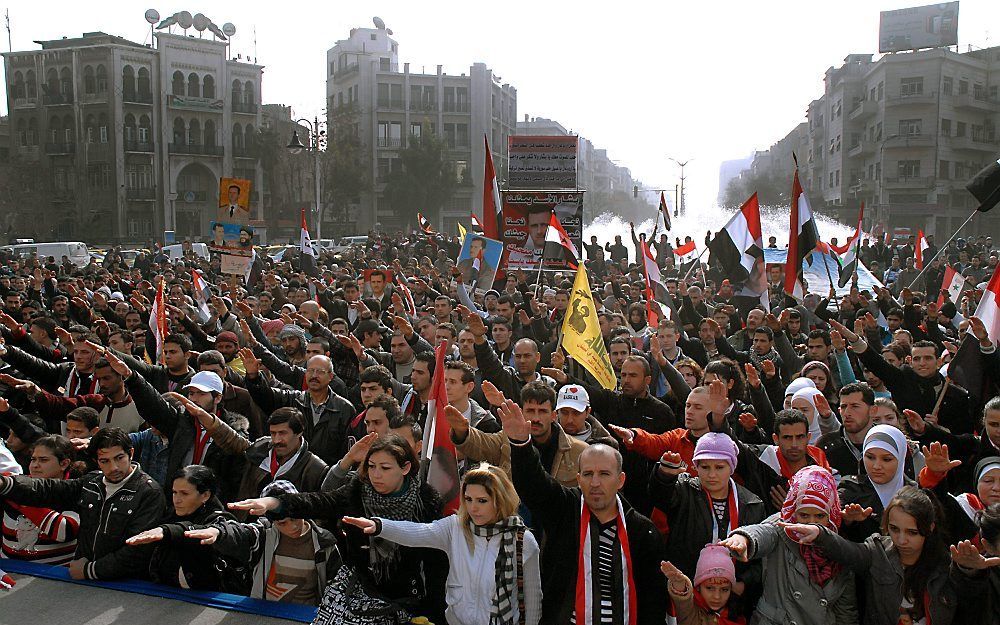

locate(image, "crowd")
[[0, 225, 999, 625]]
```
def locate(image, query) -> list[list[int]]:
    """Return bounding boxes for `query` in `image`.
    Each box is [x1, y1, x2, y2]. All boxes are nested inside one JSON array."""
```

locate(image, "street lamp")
[[287, 116, 327, 240], [668, 157, 692, 215]]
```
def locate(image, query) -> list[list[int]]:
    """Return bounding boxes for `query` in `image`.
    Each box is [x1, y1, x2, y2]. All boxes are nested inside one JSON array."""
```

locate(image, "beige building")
[[327, 24, 516, 234], [754, 46, 1000, 238], [3, 30, 263, 243]]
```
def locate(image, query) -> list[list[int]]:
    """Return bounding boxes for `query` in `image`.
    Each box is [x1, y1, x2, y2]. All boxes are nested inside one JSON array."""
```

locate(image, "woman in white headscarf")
[[790, 387, 840, 445], [837, 424, 915, 542]]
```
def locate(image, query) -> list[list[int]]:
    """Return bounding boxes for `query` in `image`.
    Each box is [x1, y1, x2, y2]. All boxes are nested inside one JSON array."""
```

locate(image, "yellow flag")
[[561, 262, 617, 390], [457, 222, 467, 245]]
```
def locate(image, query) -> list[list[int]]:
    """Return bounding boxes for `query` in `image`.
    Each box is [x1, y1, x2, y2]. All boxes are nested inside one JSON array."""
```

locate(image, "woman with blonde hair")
[[343, 462, 541, 625]]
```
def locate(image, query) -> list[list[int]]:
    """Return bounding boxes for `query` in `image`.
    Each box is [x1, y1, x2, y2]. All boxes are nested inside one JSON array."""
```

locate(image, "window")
[[955, 163, 966, 180], [829, 139, 835, 154], [87, 164, 111, 189], [380, 57, 390, 71], [84, 66, 96, 94], [958, 79, 968, 95], [456, 123, 469, 147], [410, 122, 421, 138], [956, 121, 967, 137], [836, 135, 841, 152], [188, 73, 200, 98], [370, 33, 376, 40], [96, 65, 107, 93], [203, 75, 215, 99], [898, 160, 921, 178], [829, 172, 834, 188], [900, 77, 924, 96], [54, 167, 66, 190], [939, 160, 950, 179], [172, 71, 185, 96], [378, 158, 391, 180], [99, 125, 108, 143], [835, 170, 840, 186], [875, 122, 883, 140], [877, 81, 884, 100], [940, 118, 952, 136], [943, 77, 953, 95], [899, 119, 922, 136], [126, 163, 153, 189], [875, 162, 881, 180]]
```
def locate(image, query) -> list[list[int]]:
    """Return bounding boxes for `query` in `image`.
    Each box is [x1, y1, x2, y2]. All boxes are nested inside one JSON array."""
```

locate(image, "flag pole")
[[681, 245, 710, 281], [905, 207, 979, 290], [821, 252, 841, 311]]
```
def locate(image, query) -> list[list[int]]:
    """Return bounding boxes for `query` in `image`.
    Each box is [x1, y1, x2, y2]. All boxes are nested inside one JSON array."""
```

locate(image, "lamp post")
[[668, 157, 691, 215], [287, 116, 327, 240]]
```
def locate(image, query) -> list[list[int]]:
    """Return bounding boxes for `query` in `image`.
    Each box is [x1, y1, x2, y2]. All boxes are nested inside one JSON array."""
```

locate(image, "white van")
[[162, 243, 210, 261], [330, 235, 369, 254], [0, 241, 90, 267]]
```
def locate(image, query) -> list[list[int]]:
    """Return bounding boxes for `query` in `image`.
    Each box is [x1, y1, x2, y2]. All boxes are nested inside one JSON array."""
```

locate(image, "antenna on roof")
[[6, 9, 12, 53]]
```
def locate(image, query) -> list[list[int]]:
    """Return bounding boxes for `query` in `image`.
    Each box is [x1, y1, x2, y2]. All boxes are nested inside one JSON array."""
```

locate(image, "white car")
[[329, 235, 369, 254], [0, 241, 90, 267]]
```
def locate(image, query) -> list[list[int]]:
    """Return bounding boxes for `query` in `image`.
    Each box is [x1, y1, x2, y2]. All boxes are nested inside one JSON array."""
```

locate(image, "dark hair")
[[307, 336, 330, 352], [66, 406, 100, 430], [978, 504, 1000, 548], [491, 319, 512, 332], [839, 381, 876, 406], [360, 365, 394, 391], [622, 354, 651, 377], [445, 360, 475, 384], [369, 394, 402, 422], [911, 340, 938, 352], [197, 350, 226, 368], [705, 358, 746, 403], [520, 380, 556, 409], [30, 316, 57, 339], [359, 433, 419, 481], [389, 415, 422, 441], [609, 337, 632, 351], [882, 486, 948, 603], [88, 427, 133, 458], [774, 409, 809, 434], [414, 351, 436, 376], [882, 342, 911, 360], [164, 333, 192, 352], [437, 322, 458, 339], [806, 329, 831, 346], [268, 407, 305, 434], [887, 307, 905, 319], [172, 465, 219, 498], [753, 326, 774, 341], [32, 434, 74, 463]]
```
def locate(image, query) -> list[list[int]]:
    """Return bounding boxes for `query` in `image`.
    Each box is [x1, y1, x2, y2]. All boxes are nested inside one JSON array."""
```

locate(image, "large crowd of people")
[[0, 226, 999, 625]]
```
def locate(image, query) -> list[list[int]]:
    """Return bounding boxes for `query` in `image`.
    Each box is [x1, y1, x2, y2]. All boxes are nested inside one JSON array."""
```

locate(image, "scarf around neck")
[[576, 495, 637, 625], [471, 516, 526, 625], [361, 477, 423, 584]]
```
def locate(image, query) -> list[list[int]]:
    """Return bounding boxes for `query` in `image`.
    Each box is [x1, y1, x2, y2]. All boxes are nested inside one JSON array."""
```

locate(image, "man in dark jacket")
[[505, 400, 667, 625], [0, 427, 165, 580]]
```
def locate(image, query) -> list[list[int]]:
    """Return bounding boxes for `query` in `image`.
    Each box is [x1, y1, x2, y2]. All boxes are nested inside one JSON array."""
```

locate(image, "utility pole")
[[669, 157, 691, 215], [5, 9, 11, 53]]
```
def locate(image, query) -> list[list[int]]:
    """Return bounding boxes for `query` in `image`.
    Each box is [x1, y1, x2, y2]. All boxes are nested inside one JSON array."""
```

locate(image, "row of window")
[[171, 72, 256, 104], [10, 66, 257, 103], [376, 121, 470, 148], [171, 118, 257, 150], [51, 163, 154, 192]]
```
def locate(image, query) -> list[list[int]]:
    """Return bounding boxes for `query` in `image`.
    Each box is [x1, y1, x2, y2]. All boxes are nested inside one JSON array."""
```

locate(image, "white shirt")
[[0, 440, 22, 475]]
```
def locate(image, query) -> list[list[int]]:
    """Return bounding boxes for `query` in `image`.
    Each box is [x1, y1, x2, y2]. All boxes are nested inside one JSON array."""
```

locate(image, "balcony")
[[809, 124, 824, 138], [953, 93, 1000, 112], [79, 91, 109, 104], [124, 140, 154, 153], [847, 140, 875, 158], [232, 101, 258, 114], [443, 101, 471, 113], [232, 145, 258, 158], [16, 145, 40, 160], [948, 135, 999, 153], [376, 98, 404, 110], [42, 93, 74, 106], [13, 97, 38, 109], [848, 100, 878, 121], [849, 179, 875, 195], [334, 63, 359, 80], [44, 142, 76, 155], [409, 100, 437, 112], [168, 143, 224, 156], [377, 137, 403, 149], [883, 176, 934, 189], [884, 133, 936, 149], [123, 91, 153, 105], [176, 190, 208, 203], [126, 187, 156, 200], [885, 91, 937, 107]]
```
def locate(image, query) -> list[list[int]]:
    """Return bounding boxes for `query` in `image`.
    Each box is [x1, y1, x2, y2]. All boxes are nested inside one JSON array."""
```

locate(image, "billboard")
[[879, 2, 959, 53], [508, 135, 578, 189], [501, 190, 583, 270]]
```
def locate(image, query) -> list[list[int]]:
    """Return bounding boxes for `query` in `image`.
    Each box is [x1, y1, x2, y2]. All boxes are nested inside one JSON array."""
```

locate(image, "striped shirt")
[[572, 518, 624, 625], [2, 500, 80, 566]]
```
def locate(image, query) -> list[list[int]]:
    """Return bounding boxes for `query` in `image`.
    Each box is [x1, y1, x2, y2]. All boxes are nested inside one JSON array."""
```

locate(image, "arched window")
[[172, 71, 185, 96], [137, 67, 151, 96], [188, 119, 201, 146], [16, 118, 27, 146], [49, 116, 62, 143], [12, 71, 25, 99], [46, 68, 59, 95], [204, 119, 216, 147], [202, 75, 215, 99], [124, 113, 136, 143], [243, 81, 255, 105], [85, 114, 96, 143], [24, 70, 36, 98], [173, 117, 186, 144], [187, 73, 200, 99], [63, 115, 74, 144], [232, 123, 244, 150], [245, 124, 256, 150], [83, 66, 95, 94], [231, 79, 242, 104], [59, 67, 72, 98], [27, 118, 38, 145], [96, 65, 107, 93], [122, 65, 135, 99], [139, 115, 152, 143]]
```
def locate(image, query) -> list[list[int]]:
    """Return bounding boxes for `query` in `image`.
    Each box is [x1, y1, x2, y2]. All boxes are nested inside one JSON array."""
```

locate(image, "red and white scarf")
[[703, 478, 740, 543], [575, 495, 637, 625], [64, 366, 98, 397]]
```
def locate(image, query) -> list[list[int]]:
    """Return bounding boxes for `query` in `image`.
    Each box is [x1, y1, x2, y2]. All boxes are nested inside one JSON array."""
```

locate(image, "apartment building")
[[327, 25, 516, 233], [3, 30, 262, 243], [755, 46, 1000, 237]]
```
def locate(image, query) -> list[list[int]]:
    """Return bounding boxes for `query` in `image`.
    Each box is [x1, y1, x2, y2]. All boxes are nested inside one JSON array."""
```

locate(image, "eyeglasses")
[[305, 368, 331, 375]]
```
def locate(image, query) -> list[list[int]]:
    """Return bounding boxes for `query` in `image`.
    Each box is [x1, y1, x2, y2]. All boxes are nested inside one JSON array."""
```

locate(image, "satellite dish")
[[222, 22, 236, 37], [193, 13, 209, 31], [373, 16, 385, 30], [144, 9, 160, 25], [386, 28, 393, 35], [177, 11, 193, 29]]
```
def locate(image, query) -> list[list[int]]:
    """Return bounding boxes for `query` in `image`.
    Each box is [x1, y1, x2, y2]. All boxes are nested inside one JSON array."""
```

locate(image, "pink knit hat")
[[692, 432, 738, 472], [693, 544, 736, 587]]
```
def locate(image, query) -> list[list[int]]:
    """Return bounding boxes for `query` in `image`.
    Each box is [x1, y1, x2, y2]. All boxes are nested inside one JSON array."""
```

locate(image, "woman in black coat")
[[229, 434, 444, 625], [839, 424, 915, 542]]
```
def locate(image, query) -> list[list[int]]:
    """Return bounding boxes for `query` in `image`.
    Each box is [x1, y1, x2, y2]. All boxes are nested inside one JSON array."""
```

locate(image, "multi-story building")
[[2, 30, 262, 243], [754, 46, 1000, 238], [326, 25, 516, 234]]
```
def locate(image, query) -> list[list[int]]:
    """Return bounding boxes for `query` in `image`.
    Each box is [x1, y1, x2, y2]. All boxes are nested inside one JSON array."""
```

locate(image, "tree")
[[721, 169, 790, 210], [322, 104, 371, 226], [0, 156, 51, 242], [382, 131, 456, 228]]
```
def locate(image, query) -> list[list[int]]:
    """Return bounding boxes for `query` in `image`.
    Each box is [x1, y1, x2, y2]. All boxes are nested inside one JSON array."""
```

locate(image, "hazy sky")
[[4, 0, 999, 214]]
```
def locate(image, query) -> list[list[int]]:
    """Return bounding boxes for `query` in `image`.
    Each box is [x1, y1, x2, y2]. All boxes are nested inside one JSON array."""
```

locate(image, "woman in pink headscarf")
[[720, 466, 858, 625]]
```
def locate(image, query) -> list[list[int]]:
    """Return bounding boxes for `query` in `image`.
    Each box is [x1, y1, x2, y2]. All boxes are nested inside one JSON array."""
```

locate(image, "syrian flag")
[[915, 230, 930, 270], [398, 281, 417, 317], [482, 135, 502, 240], [948, 262, 1000, 404], [673, 240, 699, 276], [542, 212, 579, 268], [937, 265, 967, 307], [149, 279, 168, 364], [299, 209, 319, 277], [708, 192, 769, 308], [417, 212, 434, 234], [421, 341, 460, 514], [190, 269, 212, 322], [831, 202, 864, 255], [470, 212, 484, 232], [837, 205, 865, 288], [784, 164, 820, 300], [641, 239, 672, 323], [658, 191, 672, 231]]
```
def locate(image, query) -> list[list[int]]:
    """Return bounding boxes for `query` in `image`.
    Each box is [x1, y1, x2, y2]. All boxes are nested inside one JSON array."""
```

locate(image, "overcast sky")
[[4, 0, 999, 214]]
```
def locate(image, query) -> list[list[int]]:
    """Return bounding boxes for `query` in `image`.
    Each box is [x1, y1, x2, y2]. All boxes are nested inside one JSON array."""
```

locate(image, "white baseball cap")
[[556, 385, 589, 412], [184, 371, 224, 394]]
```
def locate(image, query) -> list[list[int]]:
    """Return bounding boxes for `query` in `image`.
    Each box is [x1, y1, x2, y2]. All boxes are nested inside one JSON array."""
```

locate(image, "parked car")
[[329, 235, 369, 254], [0, 241, 91, 267], [161, 243, 210, 261]]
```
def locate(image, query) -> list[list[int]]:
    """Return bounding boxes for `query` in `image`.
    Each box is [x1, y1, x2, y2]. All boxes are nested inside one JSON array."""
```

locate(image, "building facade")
[[753, 46, 1000, 238], [326, 25, 516, 234], [2, 30, 262, 244]]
